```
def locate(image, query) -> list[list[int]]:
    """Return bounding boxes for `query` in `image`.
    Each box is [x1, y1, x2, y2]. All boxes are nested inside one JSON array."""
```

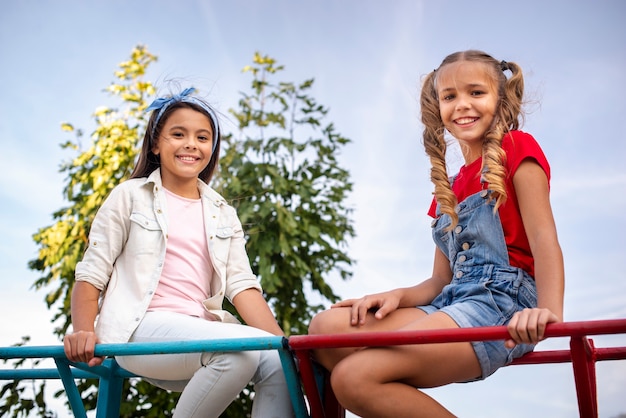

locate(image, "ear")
[[152, 143, 160, 156]]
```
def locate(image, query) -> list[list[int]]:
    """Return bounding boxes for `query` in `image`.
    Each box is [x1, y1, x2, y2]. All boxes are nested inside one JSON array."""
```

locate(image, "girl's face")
[[436, 61, 498, 162], [152, 107, 214, 194]]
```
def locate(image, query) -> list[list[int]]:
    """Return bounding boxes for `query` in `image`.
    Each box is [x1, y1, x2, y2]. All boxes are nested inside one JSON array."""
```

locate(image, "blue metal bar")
[[95, 358, 124, 418], [0, 367, 135, 380], [278, 338, 309, 417], [0, 345, 67, 359], [0, 336, 285, 360], [54, 357, 87, 418], [1, 336, 311, 417]]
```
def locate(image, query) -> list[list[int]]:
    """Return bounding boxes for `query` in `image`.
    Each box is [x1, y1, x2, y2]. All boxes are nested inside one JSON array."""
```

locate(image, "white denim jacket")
[[75, 169, 262, 343]]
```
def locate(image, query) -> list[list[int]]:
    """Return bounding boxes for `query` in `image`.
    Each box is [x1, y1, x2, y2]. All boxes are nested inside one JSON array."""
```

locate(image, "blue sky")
[[1, 1, 625, 417]]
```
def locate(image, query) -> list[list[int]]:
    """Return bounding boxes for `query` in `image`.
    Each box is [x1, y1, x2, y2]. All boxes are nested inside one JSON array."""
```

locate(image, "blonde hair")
[[420, 50, 525, 228]]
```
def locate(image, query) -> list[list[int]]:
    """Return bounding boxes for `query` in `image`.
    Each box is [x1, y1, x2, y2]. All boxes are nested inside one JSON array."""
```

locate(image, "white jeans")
[[115, 311, 294, 418]]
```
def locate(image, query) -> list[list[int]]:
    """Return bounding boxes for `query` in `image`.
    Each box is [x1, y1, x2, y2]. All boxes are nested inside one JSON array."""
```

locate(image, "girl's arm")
[[232, 288, 285, 336], [333, 246, 452, 325], [507, 159, 564, 346], [63, 281, 104, 366]]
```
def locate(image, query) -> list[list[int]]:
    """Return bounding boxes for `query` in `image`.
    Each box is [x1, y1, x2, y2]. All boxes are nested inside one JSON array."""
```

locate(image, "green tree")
[[1, 46, 354, 417], [217, 52, 355, 335]]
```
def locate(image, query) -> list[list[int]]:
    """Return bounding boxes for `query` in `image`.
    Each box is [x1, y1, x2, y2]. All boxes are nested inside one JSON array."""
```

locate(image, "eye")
[[171, 131, 184, 138], [441, 94, 455, 101], [198, 135, 210, 142], [471, 90, 486, 97]]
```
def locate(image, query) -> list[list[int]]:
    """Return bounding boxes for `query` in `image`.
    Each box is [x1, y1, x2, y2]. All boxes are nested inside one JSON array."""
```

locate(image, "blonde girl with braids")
[[308, 50, 564, 417]]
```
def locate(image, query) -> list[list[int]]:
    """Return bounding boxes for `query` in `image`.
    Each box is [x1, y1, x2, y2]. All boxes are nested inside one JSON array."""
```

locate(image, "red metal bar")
[[570, 337, 598, 418], [595, 346, 626, 361], [289, 319, 626, 418], [288, 319, 626, 350], [293, 349, 326, 418], [510, 349, 571, 365], [510, 346, 626, 365]]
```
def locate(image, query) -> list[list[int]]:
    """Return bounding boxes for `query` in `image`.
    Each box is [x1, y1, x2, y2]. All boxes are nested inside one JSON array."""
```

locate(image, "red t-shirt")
[[428, 130, 550, 278]]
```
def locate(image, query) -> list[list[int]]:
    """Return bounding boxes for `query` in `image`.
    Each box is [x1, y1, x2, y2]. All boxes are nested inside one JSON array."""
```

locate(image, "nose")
[[183, 137, 198, 149], [455, 94, 471, 111]]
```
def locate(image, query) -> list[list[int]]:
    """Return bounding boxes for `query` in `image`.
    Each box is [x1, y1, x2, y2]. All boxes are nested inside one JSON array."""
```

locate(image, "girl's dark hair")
[[130, 100, 221, 183]]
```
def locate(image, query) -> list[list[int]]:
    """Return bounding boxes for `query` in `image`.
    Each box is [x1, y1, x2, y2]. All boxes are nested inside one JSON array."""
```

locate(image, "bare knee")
[[308, 307, 350, 335], [330, 357, 370, 413]]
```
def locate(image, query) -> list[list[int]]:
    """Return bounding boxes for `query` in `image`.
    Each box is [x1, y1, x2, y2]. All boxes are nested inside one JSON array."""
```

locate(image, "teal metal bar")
[[95, 358, 124, 418], [54, 357, 87, 418], [1, 336, 310, 417], [278, 338, 309, 417]]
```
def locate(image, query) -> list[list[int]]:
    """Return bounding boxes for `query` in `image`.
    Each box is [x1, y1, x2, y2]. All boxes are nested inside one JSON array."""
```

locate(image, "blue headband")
[[146, 87, 220, 153]]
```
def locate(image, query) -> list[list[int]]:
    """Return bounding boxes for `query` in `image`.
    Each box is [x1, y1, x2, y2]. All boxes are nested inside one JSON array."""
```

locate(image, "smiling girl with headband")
[[308, 50, 564, 417], [64, 88, 294, 418]]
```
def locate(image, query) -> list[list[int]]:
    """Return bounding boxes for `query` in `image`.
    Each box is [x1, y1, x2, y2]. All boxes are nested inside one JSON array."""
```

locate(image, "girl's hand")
[[63, 330, 105, 367], [332, 291, 401, 326], [505, 307, 560, 348]]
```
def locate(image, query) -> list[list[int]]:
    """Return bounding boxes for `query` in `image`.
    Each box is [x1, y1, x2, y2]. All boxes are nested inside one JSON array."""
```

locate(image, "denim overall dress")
[[424, 189, 538, 379]]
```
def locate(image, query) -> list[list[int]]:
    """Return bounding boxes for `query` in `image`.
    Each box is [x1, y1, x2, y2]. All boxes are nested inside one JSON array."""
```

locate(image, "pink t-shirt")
[[148, 188, 215, 319]]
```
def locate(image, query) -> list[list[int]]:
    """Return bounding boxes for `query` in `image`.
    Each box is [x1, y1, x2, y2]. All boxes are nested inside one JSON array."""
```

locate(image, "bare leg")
[[310, 310, 481, 418], [308, 306, 426, 370]]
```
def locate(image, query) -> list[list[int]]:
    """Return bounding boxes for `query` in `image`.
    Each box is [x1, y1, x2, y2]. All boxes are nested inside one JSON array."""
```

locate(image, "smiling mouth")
[[455, 117, 478, 125], [177, 156, 200, 162]]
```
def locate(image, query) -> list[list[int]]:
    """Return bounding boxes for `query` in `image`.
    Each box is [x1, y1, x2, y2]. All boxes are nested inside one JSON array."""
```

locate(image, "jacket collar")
[[143, 168, 227, 206]]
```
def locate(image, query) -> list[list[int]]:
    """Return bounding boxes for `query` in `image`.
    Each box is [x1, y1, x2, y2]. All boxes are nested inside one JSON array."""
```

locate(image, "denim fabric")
[[424, 190, 537, 379]]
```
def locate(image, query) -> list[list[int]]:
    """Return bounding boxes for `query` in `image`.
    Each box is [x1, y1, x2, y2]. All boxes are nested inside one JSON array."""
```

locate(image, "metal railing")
[[2, 319, 626, 418], [289, 319, 626, 418], [0, 336, 308, 418]]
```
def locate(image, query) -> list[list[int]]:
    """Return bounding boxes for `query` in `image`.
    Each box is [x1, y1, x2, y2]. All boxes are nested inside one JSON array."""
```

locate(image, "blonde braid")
[[422, 51, 526, 227], [481, 60, 525, 212], [420, 71, 458, 228]]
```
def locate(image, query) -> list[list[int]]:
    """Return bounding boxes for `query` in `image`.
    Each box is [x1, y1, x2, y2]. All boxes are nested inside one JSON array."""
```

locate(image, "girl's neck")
[[461, 149, 482, 166], [161, 178, 200, 199], [458, 139, 483, 166]]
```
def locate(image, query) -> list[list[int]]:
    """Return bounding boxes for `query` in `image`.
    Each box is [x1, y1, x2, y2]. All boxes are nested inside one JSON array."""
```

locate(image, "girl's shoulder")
[[109, 177, 153, 197], [198, 182, 238, 212], [503, 130, 550, 179], [502, 130, 540, 149]]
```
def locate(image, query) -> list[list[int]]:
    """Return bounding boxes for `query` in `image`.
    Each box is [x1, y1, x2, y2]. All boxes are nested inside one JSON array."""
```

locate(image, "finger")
[[508, 310, 532, 344], [348, 297, 375, 326], [63, 336, 73, 360], [356, 299, 372, 325], [374, 306, 388, 320], [535, 309, 559, 342], [69, 331, 97, 363], [331, 299, 356, 308], [373, 299, 396, 320], [88, 356, 105, 367], [511, 308, 542, 344], [350, 303, 362, 325]]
